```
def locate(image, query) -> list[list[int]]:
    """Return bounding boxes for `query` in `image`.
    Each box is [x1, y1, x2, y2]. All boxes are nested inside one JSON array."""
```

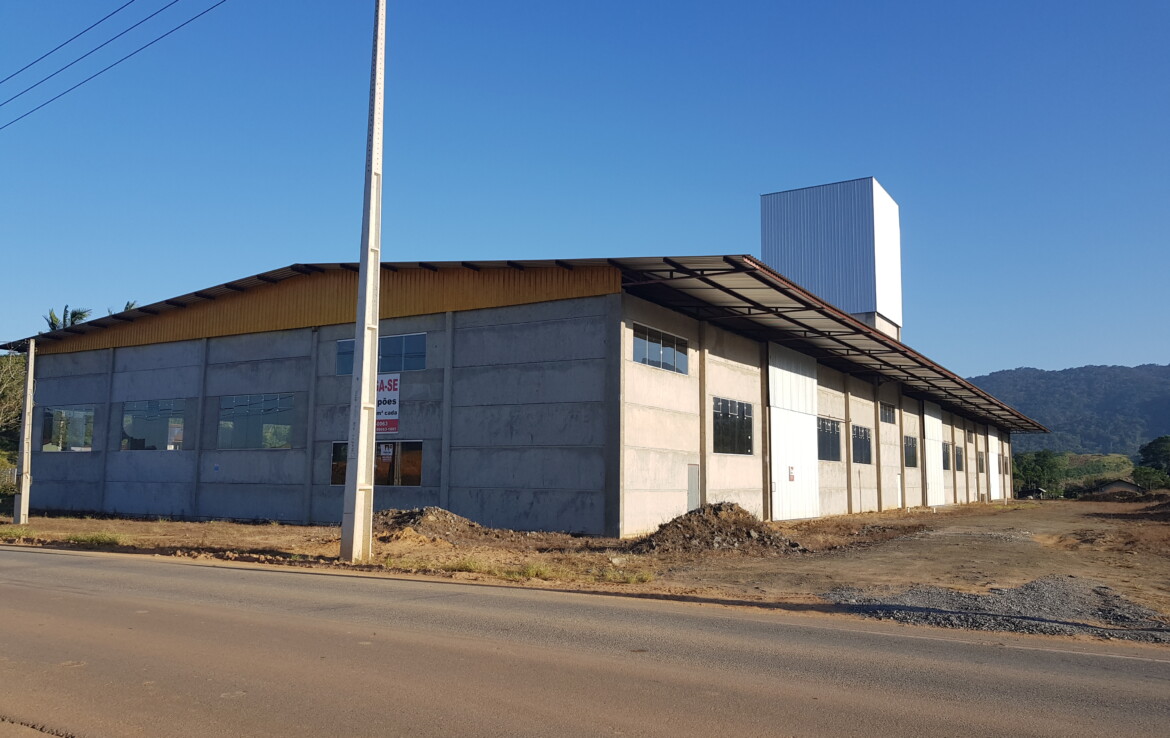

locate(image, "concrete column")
[[439, 311, 454, 511], [190, 338, 210, 519], [843, 382, 853, 514], [98, 347, 116, 511], [697, 321, 708, 507], [759, 341, 771, 521], [302, 328, 319, 523], [897, 392, 906, 510], [918, 398, 928, 507], [13, 339, 35, 524], [602, 294, 623, 537], [872, 382, 882, 511]]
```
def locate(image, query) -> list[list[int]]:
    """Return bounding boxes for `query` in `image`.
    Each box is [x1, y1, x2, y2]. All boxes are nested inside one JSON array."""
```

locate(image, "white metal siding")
[[760, 178, 877, 314], [870, 179, 903, 327], [768, 344, 819, 519], [923, 401, 946, 506], [987, 427, 1003, 500]]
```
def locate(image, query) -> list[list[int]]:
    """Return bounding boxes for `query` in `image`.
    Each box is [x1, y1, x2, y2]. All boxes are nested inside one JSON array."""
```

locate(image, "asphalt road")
[[1, 547, 1168, 737]]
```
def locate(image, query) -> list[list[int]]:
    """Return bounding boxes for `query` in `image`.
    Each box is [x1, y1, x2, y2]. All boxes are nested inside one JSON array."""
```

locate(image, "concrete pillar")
[[302, 328, 319, 523], [13, 339, 35, 524], [439, 311, 454, 511], [98, 347, 115, 511]]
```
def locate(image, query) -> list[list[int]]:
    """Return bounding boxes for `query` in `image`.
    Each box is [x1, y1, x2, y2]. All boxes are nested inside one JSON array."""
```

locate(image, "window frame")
[[903, 435, 918, 468], [955, 446, 965, 472], [331, 440, 424, 487], [632, 323, 689, 375], [879, 402, 896, 424], [851, 425, 873, 465], [40, 404, 96, 453], [817, 418, 842, 462], [120, 398, 188, 451], [216, 393, 296, 450], [712, 397, 753, 455], [977, 451, 986, 474], [336, 332, 427, 375], [942, 441, 952, 471]]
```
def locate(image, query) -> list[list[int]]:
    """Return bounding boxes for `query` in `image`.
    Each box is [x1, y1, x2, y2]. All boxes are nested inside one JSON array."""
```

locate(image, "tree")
[[0, 353, 26, 469], [1138, 436, 1170, 474], [1133, 466, 1170, 491], [43, 304, 92, 331], [1013, 449, 1068, 493], [107, 300, 138, 315], [0, 353, 25, 433]]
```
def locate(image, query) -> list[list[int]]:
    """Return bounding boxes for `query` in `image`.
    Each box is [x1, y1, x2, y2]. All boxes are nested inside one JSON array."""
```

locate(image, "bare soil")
[[3, 499, 1169, 640]]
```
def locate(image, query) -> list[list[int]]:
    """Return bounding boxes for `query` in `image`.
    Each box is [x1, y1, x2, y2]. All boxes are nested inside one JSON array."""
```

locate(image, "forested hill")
[[967, 364, 1170, 455]]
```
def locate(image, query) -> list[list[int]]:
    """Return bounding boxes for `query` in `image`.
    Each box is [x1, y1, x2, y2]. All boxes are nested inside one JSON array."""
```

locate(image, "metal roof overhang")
[[607, 254, 1047, 434], [2, 254, 1044, 433]]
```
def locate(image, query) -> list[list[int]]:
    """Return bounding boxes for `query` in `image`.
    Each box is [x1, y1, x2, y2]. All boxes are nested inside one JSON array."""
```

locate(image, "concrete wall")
[[446, 295, 616, 535], [26, 290, 1022, 531], [620, 296, 700, 536], [901, 398, 924, 508], [846, 376, 878, 513], [702, 325, 765, 518]]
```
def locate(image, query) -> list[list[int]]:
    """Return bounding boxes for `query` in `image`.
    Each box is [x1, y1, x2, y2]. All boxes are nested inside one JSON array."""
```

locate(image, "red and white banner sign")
[[376, 373, 400, 433]]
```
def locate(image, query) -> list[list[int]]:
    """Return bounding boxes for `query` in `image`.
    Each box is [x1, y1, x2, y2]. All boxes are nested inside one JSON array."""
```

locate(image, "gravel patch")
[[825, 575, 1170, 644]]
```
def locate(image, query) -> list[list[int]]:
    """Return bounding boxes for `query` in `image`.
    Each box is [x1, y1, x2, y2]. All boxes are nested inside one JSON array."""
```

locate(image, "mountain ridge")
[[967, 363, 1170, 455]]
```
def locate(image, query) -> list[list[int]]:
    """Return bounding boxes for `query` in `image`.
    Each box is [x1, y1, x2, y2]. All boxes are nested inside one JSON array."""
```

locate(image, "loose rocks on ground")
[[630, 502, 806, 554], [825, 575, 1170, 644]]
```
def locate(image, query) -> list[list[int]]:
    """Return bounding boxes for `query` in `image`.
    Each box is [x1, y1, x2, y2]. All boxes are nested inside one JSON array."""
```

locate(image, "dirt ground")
[[3, 498, 1169, 629]]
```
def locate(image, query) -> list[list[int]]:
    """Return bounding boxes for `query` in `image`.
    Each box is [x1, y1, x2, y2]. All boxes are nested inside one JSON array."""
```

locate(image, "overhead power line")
[[0, 0, 185, 111], [0, 0, 141, 87], [0, 0, 230, 133]]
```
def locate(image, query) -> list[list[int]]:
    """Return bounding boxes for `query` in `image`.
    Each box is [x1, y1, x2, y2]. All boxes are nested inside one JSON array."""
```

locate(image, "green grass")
[[0, 525, 32, 539], [65, 532, 124, 548]]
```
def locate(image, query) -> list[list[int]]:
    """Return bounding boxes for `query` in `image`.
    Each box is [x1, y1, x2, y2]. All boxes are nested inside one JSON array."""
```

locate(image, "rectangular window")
[[852, 426, 873, 464], [331, 441, 423, 486], [977, 451, 986, 474], [817, 418, 842, 461], [904, 436, 918, 468], [712, 397, 752, 454], [337, 333, 427, 375], [955, 446, 965, 472], [942, 442, 952, 471], [122, 399, 187, 451], [633, 323, 688, 375], [880, 402, 896, 424], [966, 429, 975, 444], [217, 394, 295, 450], [40, 405, 95, 452]]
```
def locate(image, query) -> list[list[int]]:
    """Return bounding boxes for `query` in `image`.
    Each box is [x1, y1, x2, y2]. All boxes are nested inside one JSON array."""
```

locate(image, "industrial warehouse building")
[[6, 179, 1044, 536]]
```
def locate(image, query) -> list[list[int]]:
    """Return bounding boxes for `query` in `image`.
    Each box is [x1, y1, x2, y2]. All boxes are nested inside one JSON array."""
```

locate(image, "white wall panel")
[[768, 344, 819, 519], [923, 401, 945, 506], [987, 426, 1003, 501]]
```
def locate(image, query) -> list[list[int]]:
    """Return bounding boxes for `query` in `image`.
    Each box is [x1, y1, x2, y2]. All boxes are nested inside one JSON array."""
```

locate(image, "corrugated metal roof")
[[2, 254, 1045, 433]]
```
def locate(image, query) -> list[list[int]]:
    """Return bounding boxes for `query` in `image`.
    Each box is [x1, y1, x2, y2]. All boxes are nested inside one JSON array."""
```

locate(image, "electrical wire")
[[0, 0, 141, 87], [0, 0, 230, 133], [0, 0, 184, 110]]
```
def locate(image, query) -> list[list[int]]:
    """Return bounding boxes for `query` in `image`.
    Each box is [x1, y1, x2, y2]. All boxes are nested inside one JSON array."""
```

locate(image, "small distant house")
[[1082, 479, 1146, 497]]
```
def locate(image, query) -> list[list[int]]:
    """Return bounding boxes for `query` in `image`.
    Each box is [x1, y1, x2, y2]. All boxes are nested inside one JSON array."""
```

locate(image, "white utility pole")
[[341, 0, 386, 562], [14, 338, 35, 524]]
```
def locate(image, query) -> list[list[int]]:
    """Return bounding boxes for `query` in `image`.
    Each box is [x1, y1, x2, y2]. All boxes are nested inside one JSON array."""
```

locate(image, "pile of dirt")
[[826, 575, 1170, 644], [630, 502, 806, 554], [372, 507, 484, 540]]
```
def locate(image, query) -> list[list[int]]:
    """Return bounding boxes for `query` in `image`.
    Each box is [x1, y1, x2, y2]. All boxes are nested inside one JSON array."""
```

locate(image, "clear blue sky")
[[1, 0, 1166, 377]]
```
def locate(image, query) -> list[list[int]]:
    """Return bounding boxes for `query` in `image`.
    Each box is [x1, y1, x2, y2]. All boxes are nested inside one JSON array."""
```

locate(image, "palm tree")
[[43, 304, 92, 331]]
